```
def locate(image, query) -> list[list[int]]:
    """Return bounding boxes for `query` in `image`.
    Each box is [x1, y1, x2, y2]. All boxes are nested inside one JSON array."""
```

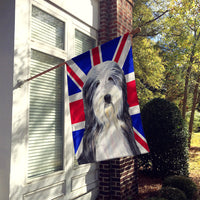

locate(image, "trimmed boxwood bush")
[[163, 175, 198, 200], [159, 186, 187, 200], [140, 98, 189, 177]]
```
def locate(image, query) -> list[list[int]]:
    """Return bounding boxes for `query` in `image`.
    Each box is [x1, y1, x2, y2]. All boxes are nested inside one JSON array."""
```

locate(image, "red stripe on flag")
[[66, 64, 84, 88], [92, 47, 101, 66], [127, 80, 139, 107], [134, 131, 150, 152], [69, 99, 85, 124], [114, 33, 129, 63]]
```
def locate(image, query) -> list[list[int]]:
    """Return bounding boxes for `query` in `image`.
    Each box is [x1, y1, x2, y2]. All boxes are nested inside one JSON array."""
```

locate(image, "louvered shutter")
[[32, 6, 64, 50], [75, 29, 96, 56], [28, 50, 64, 178], [28, 6, 65, 178]]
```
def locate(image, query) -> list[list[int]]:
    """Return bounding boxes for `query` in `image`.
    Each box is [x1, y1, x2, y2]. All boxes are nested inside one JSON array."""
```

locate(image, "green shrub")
[[140, 98, 189, 177], [159, 186, 187, 200], [163, 175, 198, 200]]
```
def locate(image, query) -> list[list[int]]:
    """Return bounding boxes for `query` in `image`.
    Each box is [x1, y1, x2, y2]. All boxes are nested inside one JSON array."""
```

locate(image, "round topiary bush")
[[140, 98, 189, 177], [163, 175, 198, 200], [159, 186, 187, 200]]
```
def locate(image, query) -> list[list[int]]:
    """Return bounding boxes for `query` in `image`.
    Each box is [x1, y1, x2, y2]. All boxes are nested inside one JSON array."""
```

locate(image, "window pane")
[[32, 6, 65, 49], [28, 50, 64, 178], [75, 29, 96, 56]]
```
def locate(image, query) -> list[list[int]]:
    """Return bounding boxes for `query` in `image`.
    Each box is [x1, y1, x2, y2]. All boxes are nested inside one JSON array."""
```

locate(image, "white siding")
[[0, 1, 15, 200], [48, 0, 99, 30]]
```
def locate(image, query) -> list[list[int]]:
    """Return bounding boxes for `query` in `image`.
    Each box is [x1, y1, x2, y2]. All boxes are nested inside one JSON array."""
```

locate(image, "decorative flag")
[[66, 33, 149, 164]]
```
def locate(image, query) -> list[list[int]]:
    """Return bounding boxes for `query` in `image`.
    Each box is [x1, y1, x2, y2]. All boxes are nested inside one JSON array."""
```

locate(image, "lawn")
[[189, 132, 200, 190], [190, 132, 200, 147]]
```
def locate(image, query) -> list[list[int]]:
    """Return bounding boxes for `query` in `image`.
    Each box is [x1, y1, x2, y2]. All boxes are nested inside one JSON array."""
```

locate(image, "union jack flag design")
[[66, 33, 149, 160]]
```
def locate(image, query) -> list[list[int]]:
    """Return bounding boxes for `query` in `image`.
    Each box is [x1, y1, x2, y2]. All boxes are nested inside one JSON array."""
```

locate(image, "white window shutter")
[[32, 6, 64, 50], [75, 29, 96, 56], [28, 50, 64, 178]]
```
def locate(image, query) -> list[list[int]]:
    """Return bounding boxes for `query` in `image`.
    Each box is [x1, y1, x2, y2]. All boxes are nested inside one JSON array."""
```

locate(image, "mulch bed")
[[137, 172, 162, 200], [137, 172, 200, 200]]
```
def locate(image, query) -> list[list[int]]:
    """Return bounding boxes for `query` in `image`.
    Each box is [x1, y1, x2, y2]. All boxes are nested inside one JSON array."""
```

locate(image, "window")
[[28, 6, 65, 178], [28, 5, 97, 178], [75, 29, 96, 56]]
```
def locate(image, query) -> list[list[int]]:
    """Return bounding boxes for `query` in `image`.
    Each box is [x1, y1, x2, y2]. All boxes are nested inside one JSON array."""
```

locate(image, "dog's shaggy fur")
[[77, 61, 141, 164]]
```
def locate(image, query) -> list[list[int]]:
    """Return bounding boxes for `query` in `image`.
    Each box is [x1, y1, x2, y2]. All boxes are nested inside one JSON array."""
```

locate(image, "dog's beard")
[[104, 103, 119, 130], [104, 103, 114, 121], [93, 85, 123, 126]]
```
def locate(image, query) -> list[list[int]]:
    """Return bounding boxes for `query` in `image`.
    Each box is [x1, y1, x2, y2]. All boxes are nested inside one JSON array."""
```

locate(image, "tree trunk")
[[188, 74, 200, 147], [182, 65, 192, 119], [196, 92, 200, 109], [182, 32, 199, 119]]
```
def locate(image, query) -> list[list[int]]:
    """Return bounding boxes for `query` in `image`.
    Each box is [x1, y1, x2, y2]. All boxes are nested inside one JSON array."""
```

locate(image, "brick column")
[[99, 0, 134, 44], [98, 0, 139, 199]]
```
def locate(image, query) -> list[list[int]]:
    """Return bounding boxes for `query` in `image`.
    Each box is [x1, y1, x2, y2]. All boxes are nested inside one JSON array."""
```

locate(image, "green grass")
[[189, 132, 200, 171], [191, 132, 200, 147], [189, 132, 200, 188]]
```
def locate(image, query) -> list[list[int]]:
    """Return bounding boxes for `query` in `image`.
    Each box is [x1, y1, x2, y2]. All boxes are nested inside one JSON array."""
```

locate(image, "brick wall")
[[98, 0, 139, 199], [99, 0, 134, 44], [97, 158, 138, 200]]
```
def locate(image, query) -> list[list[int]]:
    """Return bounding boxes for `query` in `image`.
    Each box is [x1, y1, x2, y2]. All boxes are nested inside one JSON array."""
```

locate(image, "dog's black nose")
[[104, 94, 111, 103]]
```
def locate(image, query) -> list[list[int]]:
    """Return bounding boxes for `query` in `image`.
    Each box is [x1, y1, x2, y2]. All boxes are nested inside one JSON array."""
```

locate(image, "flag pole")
[[130, 27, 141, 38], [15, 61, 66, 88], [15, 29, 141, 89]]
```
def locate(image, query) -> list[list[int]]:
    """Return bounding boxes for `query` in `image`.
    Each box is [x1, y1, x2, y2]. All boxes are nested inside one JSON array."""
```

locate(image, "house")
[[0, 0, 138, 199]]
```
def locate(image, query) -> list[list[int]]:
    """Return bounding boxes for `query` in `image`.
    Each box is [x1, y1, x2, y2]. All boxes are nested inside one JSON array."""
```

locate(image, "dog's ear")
[[78, 128, 97, 164], [117, 90, 129, 121]]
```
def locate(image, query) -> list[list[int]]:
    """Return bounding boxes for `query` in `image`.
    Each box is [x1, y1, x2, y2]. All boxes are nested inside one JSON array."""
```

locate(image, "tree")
[[188, 73, 200, 146], [158, 41, 186, 107], [164, 0, 200, 113], [132, 0, 166, 107], [151, 0, 200, 147], [132, 37, 165, 107], [132, 0, 200, 146]]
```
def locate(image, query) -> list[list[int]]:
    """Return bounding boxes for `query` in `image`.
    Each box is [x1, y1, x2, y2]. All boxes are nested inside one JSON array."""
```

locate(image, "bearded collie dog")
[[77, 61, 141, 164]]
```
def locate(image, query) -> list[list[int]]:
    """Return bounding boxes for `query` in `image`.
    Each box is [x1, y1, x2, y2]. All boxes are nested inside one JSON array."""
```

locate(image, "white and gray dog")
[[77, 61, 141, 164]]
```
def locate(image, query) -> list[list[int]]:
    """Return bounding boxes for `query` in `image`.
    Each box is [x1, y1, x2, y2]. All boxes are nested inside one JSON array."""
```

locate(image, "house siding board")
[[0, 0, 15, 199]]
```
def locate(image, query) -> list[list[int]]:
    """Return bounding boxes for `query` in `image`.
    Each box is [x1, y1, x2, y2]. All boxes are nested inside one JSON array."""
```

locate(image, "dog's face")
[[83, 61, 127, 125], [78, 61, 141, 164]]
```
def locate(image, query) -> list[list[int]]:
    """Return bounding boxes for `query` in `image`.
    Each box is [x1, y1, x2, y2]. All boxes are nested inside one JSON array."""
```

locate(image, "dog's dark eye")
[[95, 81, 100, 88], [108, 77, 114, 82]]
